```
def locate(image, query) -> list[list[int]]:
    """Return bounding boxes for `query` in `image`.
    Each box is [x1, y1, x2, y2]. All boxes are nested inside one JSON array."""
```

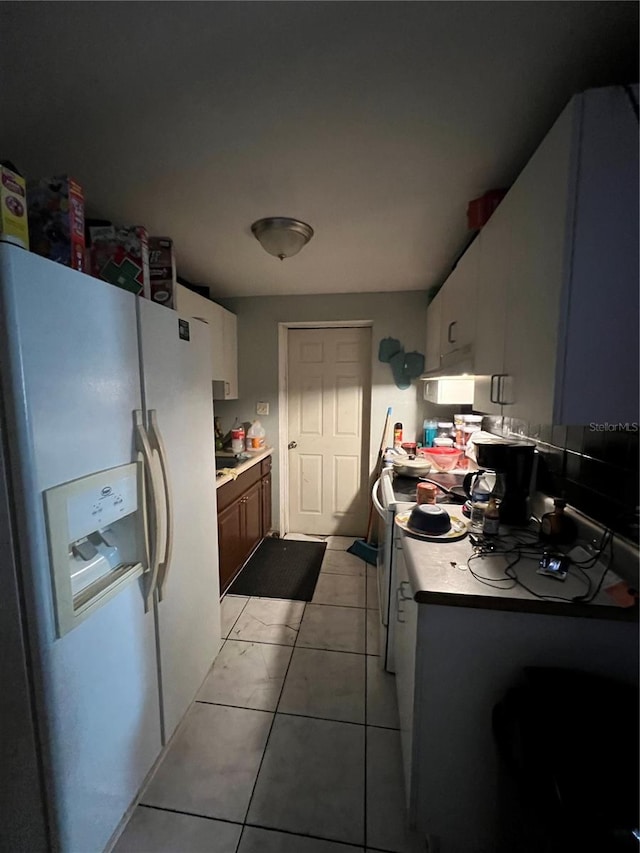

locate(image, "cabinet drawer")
[[216, 464, 262, 512], [260, 456, 272, 477]]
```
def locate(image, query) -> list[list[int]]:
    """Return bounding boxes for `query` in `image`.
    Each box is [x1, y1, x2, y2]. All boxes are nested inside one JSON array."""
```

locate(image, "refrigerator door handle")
[[134, 411, 162, 611], [148, 409, 174, 601]]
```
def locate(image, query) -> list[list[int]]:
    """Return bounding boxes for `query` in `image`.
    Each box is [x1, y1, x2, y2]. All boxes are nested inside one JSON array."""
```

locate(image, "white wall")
[[215, 291, 428, 531]]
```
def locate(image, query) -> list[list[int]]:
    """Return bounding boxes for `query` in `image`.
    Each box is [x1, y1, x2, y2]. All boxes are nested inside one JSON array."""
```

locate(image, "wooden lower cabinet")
[[217, 456, 272, 594], [261, 472, 272, 536]]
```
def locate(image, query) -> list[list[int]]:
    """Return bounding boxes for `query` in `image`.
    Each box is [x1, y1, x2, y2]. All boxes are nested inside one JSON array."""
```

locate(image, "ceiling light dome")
[[251, 217, 314, 260]]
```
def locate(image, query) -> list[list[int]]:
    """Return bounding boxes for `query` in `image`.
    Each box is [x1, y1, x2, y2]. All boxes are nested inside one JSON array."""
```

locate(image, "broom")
[[347, 407, 392, 565]]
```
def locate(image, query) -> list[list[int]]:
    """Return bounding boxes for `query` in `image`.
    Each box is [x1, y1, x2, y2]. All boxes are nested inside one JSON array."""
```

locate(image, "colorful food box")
[[148, 237, 176, 308], [89, 225, 150, 298], [27, 176, 85, 269], [0, 163, 29, 249]]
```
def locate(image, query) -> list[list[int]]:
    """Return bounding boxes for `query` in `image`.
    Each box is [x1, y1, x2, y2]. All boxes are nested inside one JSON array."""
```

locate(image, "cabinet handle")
[[497, 374, 510, 406], [396, 586, 406, 623], [490, 374, 500, 404], [225, 382, 230, 396], [447, 321, 457, 344], [399, 580, 413, 601]]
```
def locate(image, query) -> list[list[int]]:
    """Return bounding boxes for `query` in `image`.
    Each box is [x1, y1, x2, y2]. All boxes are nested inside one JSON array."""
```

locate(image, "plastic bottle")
[[231, 418, 245, 454], [482, 496, 500, 536], [540, 498, 577, 545], [423, 419, 438, 447], [469, 472, 493, 531], [246, 419, 266, 450], [393, 422, 403, 449]]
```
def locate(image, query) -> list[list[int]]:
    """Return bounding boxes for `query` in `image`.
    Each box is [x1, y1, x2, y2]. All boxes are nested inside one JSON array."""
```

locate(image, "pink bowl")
[[421, 447, 462, 472]]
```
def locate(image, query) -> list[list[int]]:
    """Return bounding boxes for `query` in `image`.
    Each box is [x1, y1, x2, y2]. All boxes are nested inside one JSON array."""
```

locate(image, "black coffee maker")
[[472, 439, 536, 525]]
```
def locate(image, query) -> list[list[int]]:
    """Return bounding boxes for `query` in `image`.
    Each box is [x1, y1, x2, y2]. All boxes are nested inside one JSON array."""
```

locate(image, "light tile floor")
[[114, 536, 423, 853]]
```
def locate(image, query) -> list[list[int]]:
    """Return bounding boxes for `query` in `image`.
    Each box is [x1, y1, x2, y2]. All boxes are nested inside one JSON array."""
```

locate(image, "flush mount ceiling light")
[[251, 217, 314, 260]]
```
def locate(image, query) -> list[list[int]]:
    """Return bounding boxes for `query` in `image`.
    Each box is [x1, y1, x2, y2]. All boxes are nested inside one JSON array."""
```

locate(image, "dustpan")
[[347, 538, 378, 566]]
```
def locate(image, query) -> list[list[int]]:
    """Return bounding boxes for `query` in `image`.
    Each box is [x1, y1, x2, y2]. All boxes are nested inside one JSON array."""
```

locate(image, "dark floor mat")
[[227, 538, 327, 601]]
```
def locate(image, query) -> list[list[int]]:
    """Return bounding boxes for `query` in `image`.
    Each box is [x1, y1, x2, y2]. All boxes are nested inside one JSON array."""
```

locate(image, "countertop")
[[399, 504, 638, 621], [215, 447, 273, 489]]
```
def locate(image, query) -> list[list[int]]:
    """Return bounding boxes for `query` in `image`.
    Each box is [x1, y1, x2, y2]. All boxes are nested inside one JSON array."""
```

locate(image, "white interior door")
[[287, 326, 371, 536]]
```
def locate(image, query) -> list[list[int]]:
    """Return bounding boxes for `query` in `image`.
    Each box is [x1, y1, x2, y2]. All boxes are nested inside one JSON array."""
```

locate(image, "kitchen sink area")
[[215, 455, 241, 470]]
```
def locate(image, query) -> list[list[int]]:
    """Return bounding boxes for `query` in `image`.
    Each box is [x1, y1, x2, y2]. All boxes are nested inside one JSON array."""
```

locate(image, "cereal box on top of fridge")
[[27, 176, 85, 270], [0, 161, 29, 249], [148, 237, 176, 308], [89, 225, 150, 298]]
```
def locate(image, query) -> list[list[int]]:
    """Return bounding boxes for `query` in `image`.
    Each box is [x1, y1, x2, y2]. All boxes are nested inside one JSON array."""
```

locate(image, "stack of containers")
[[457, 414, 482, 468]]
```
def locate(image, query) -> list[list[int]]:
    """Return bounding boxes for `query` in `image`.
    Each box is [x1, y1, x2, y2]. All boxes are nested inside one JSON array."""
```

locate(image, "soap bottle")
[[540, 498, 577, 545]]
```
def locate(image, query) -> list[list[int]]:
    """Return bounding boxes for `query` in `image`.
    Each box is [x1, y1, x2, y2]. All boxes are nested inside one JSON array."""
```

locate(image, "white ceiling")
[[1, 2, 637, 298]]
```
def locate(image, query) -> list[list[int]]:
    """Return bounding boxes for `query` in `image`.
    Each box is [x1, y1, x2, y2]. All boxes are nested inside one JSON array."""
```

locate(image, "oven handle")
[[371, 477, 387, 520]]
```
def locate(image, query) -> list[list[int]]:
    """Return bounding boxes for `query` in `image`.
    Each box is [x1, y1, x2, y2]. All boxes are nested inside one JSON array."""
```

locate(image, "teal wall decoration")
[[378, 337, 425, 390]]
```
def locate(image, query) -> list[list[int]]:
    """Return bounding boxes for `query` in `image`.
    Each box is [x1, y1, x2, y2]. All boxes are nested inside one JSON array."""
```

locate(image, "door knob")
[[288, 441, 297, 449]]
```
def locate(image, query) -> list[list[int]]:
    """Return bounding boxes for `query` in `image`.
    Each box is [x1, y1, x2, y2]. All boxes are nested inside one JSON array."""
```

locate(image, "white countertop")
[[400, 504, 637, 621], [215, 447, 273, 489]]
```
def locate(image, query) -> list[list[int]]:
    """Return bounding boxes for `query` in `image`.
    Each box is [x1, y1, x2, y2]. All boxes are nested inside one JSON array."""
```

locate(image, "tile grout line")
[[140, 803, 398, 852], [242, 819, 371, 849], [138, 802, 243, 827], [195, 700, 373, 729], [238, 600, 306, 834]]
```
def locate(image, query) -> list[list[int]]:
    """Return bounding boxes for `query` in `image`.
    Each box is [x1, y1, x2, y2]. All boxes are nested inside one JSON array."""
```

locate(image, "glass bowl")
[[421, 447, 462, 472]]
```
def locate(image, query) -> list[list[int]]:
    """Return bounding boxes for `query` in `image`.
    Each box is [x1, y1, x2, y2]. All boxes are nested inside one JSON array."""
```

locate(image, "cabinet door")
[[393, 538, 418, 811], [439, 238, 479, 370], [206, 302, 225, 382], [218, 499, 244, 593], [175, 284, 224, 383], [222, 308, 238, 400], [242, 481, 263, 557], [261, 473, 272, 536], [424, 290, 442, 372], [501, 104, 573, 424], [473, 207, 511, 415], [556, 87, 640, 424]]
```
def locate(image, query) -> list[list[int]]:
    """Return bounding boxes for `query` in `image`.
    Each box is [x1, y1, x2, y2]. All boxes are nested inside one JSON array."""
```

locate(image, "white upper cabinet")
[[424, 288, 442, 372], [473, 84, 638, 425], [220, 307, 238, 400], [439, 237, 479, 372], [424, 236, 479, 375], [473, 200, 512, 415], [174, 284, 238, 399]]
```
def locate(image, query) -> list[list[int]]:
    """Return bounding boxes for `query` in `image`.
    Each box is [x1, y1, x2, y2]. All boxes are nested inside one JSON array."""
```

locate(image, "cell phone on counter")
[[537, 553, 569, 581]]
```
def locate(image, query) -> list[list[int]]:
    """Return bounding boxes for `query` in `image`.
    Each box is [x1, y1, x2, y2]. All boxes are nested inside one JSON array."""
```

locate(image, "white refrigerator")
[[0, 243, 221, 852]]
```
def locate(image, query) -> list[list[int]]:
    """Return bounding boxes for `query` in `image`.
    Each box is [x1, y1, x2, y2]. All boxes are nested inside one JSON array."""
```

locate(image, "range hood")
[[421, 343, 475, 379], [422, 375, 475, 405]]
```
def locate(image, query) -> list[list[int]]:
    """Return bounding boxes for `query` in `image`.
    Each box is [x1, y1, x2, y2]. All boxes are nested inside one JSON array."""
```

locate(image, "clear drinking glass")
[[470, 501, 488, 531]]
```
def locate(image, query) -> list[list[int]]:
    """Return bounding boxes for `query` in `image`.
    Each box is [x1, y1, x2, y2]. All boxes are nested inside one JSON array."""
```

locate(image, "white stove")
[[371, 467, 413, 672]]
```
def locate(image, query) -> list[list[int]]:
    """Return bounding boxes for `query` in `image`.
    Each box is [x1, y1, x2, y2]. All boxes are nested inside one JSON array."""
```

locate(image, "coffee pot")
[[462, 469, 505, 503], [470, 437, 536, 525]]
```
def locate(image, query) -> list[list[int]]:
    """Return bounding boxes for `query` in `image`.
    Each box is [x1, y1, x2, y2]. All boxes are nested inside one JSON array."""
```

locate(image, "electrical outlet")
[[256, 401, 269, 416]]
